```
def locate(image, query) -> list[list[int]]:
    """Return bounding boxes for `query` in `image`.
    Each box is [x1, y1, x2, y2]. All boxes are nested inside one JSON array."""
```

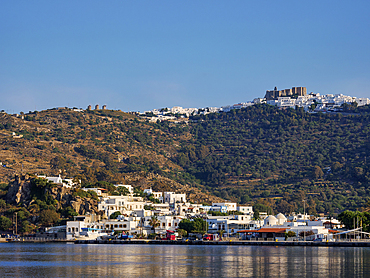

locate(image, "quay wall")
[[75, 239, 370, 247]]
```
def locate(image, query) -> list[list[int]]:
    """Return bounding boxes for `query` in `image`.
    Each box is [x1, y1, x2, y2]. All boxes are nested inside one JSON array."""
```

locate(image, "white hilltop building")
[[267, 93, 370, 111], [37, 175, 76, 188]]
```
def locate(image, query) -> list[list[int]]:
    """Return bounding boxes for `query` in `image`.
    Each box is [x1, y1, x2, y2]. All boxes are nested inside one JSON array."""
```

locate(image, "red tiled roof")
[[257, 228, 287, 233], [329, 229, 340, 234]]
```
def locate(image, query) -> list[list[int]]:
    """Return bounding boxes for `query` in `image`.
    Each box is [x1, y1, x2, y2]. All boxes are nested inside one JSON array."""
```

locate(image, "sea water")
[[0, 243, 369, 277]]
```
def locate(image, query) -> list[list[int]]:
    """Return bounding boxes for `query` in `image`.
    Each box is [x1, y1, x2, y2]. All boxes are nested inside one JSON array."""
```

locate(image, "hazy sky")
[[1, 1, 370, 113]]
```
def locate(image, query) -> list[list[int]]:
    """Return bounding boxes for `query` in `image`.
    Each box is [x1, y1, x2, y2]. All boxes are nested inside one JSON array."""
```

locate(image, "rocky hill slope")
[[0, 104, 370, 218]]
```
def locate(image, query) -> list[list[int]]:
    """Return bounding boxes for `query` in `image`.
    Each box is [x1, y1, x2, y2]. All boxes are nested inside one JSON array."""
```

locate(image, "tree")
[[149, 216, 160, 234], [110, 211, 122, 219], [192, 218, 208, 234], [148, 195, 161, 204], [59, 206, 78, 219], [253, 210, 260, 220], [285, 231, 296, 238], [218, 230, 226, 238], [337, 210, 370, 231], [178, 219, 194, 234], [177, 229, 187, 238], [39, 209, 60, 226], [313, 166, 324, 179], [338, 210, 357, 229], [0, 216, 12, 231], [0, 199, 6, 211], [276, 200, 294, 214], [50, 156, 67, 171], [20, 220, 33, 234]]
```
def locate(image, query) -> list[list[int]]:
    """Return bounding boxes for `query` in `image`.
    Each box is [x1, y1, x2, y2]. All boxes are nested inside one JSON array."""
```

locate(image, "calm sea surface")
[[0, 243, 370, 277]]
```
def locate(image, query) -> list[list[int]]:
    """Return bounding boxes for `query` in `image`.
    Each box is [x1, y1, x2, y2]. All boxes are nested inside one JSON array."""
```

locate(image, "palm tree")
[[149, 216, 160, 234], [218, 230, 226, 240]]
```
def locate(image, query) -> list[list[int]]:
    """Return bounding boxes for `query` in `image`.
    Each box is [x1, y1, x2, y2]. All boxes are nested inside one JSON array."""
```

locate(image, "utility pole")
[[15, 212, 18, 235], [354, 218, 355, 241]]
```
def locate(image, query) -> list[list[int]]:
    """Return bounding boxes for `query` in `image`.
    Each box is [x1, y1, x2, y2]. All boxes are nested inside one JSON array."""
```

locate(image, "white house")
[[143, 188, 163, 200], [237, 206, 253, 215], [143, 215, 184, 235], [98, 195, 147, 218], [37, 175, 75, 188], [163, 192, 186, 204], [212, 202, 237, 212], [81, 187, 107, 196], [207, 215, 256, 234]]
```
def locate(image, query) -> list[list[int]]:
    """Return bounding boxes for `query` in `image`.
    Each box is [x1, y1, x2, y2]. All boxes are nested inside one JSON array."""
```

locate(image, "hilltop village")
[[35, 175, 344, 242], [141, 87, 370, 121]]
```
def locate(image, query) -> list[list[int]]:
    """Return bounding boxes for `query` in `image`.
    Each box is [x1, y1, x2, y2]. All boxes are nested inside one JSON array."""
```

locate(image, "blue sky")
[[1, 1, 370, 113]]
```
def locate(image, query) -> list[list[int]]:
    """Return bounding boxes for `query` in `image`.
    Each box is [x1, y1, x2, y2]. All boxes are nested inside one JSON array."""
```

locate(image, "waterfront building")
[[206, 214, 256, 234]]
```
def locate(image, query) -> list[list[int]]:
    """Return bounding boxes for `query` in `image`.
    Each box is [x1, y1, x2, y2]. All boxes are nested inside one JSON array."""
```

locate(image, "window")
[[168, 223, 171, 227], [68, 228, 71, 232], [162, 223, 165, 227]]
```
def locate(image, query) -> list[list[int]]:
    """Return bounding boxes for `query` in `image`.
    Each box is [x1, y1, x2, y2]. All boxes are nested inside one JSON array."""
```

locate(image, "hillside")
[[0, 104, 370, 219], [0, 108, 221, 205], [179, 104, 370, 214]]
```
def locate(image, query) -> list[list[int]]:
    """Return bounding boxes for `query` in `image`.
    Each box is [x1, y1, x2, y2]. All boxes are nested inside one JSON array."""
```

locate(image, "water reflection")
[[0, 243, 370, 277]]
